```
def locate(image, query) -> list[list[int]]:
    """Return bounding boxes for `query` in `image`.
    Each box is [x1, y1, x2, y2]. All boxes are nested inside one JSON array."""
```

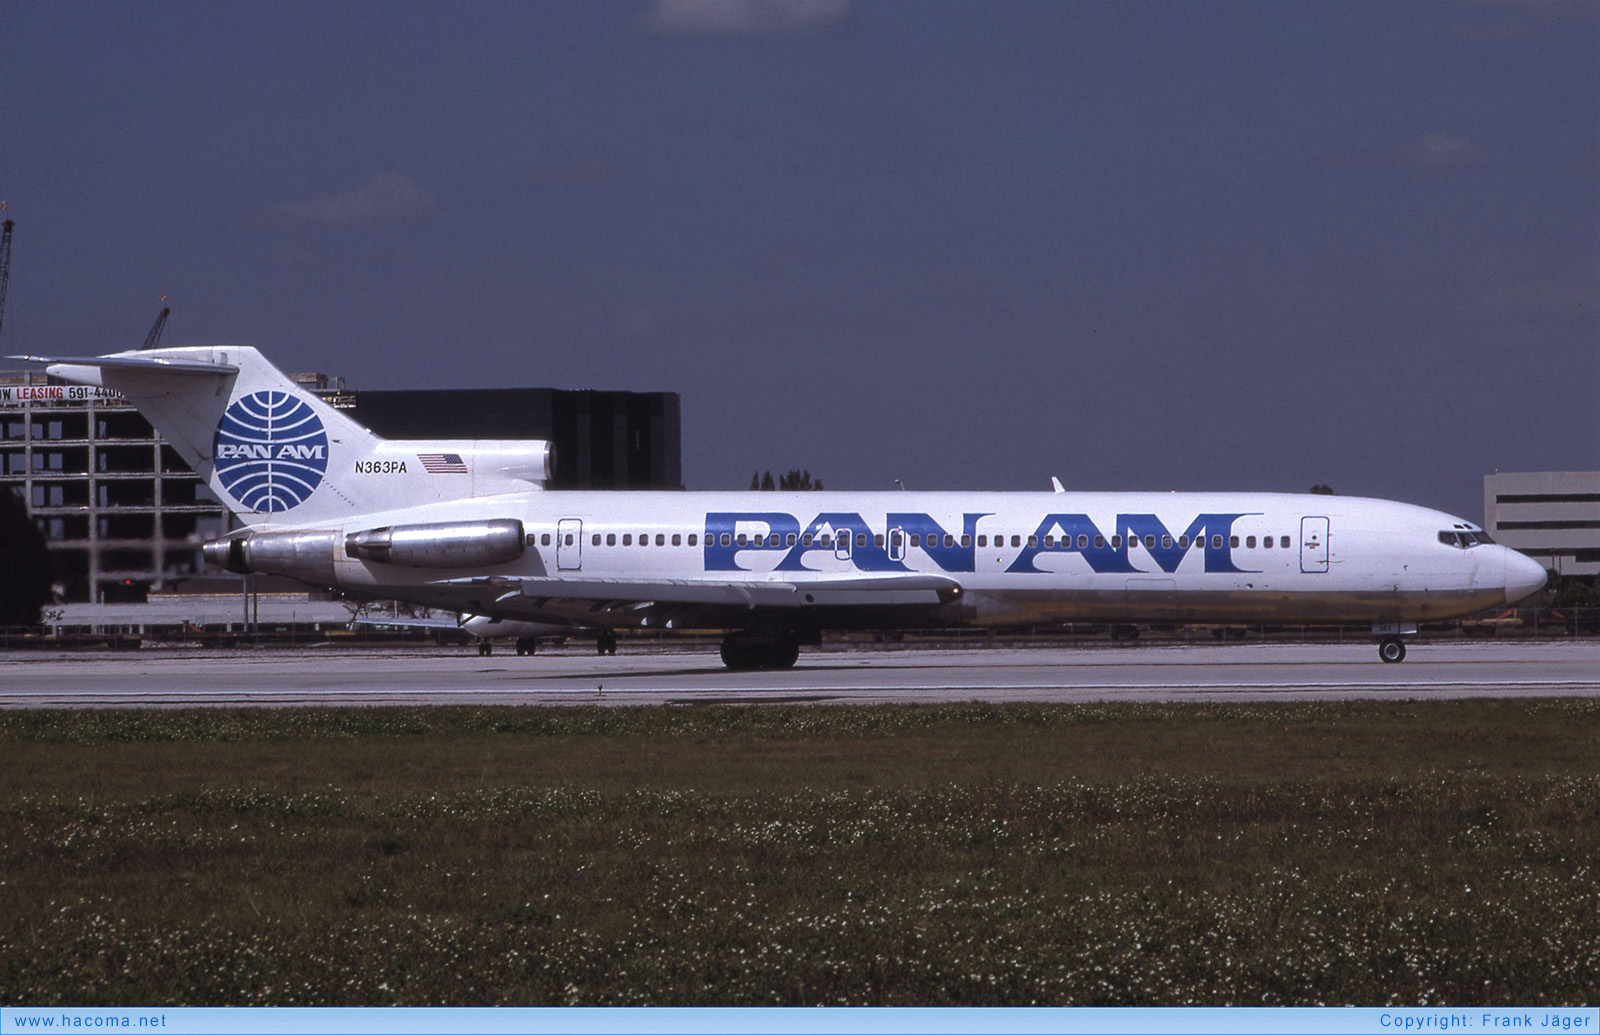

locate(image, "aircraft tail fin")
[[14, 346, 550, 527]]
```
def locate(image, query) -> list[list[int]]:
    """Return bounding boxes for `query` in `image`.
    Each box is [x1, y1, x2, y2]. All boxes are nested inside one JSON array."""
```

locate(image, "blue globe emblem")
[[212, 392, 330, 512]]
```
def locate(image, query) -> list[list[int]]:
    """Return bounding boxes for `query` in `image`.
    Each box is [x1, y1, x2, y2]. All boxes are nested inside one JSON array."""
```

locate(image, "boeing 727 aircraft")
[[14, 346, 1547, 669]]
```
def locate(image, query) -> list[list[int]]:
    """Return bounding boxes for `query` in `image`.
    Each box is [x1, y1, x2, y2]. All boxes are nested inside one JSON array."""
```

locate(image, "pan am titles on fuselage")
[[15, 345, 1548, 670]]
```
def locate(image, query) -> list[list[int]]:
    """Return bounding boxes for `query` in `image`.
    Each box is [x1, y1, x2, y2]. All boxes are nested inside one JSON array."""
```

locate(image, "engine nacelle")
[[344, 519, 525, 568], [472, 442, 553, 485], [202, 529, 339, 586]]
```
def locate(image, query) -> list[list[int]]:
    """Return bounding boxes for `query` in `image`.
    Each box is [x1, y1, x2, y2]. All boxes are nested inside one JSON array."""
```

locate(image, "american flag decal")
[[418, 453, 468, 474]]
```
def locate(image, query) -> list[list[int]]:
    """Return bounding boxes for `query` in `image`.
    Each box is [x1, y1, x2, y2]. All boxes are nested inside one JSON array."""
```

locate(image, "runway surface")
[[2, 640, 1597, 708]]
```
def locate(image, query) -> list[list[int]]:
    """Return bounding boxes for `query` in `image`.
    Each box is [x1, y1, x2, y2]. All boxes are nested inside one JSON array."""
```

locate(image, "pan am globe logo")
[[212, 391, 330, 512]]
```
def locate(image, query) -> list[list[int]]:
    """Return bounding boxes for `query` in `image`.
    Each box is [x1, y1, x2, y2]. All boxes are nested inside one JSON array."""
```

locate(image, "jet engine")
[[204, 519, 525, 584], [203, 529, 340, 586], [343, 519, 525, 568]]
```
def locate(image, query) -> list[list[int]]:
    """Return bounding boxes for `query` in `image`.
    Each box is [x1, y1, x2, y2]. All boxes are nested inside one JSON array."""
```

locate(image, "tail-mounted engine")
[[204, 519, 525, 583], [203, 529, 340, 586], [344, 519, 525, 567]]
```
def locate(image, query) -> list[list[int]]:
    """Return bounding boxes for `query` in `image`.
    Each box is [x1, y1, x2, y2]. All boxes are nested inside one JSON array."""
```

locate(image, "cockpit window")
[[1438, 530, 1493, 549]]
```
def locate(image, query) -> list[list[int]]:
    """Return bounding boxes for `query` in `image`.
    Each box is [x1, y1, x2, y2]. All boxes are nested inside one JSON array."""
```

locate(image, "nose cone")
[[1503, 549, 1548, 604]]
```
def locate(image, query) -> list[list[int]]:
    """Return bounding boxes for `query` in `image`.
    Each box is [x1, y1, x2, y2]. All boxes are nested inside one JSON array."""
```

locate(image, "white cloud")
[[275, 172, 436, 225], [1411, 132, 1482, 166], [642, 0, 851, 35]]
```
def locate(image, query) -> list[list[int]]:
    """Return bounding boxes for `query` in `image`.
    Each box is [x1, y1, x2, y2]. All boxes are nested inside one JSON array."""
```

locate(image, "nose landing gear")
[[1373, 622, 1417, 662]]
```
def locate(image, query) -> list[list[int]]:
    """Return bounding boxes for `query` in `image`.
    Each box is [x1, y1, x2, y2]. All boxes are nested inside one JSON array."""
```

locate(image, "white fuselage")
[[317, 488, 1540, 629]]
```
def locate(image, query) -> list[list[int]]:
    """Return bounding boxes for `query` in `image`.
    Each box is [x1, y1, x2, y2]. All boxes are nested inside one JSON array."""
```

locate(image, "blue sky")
[[2, 0, 1595, 518]]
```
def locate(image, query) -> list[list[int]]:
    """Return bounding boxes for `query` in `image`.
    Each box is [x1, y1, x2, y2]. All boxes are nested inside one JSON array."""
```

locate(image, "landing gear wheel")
[[1378, 637, 1407, 663], [478, 642, 492, 656], [719, 635, 800, 671], [596, 631, 618, 656], [515, 637, 536, 656]]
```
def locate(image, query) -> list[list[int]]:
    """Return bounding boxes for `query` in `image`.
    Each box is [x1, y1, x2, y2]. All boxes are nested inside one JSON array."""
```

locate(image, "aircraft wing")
[[351, 615, 465, 631], [435, 573, 964, 626], [514, 574, 961, 609]]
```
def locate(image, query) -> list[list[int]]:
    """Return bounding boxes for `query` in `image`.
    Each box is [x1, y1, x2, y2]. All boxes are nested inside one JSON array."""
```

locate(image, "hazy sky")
[[2, 0, 1595, 519]]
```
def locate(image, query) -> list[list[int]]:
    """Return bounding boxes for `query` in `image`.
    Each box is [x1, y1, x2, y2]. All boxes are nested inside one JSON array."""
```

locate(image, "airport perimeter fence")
[[1, 607, 1597, 651]]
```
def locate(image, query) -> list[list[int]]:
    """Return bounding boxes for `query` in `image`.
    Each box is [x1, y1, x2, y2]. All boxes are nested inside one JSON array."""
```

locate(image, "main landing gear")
[[719, 632, 800, 671], [596, 630, 618, 656], [514, 637, 538, 656]]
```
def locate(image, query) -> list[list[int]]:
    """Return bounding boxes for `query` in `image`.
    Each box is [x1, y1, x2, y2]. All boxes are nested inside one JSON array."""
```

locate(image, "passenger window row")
[[526, 530, 1297, 551]]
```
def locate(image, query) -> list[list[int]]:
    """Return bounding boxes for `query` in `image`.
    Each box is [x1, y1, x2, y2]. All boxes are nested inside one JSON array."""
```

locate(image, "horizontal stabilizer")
[[9, 354, 239, 375]]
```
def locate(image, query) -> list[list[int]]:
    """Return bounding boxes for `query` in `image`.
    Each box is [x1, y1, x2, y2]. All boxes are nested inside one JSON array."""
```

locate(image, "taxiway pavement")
[[2, 641, 1597, 708]]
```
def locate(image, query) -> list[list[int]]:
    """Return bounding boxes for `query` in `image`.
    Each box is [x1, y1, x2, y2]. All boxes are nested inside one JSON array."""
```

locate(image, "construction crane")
[[0, 205, 13, 343], [140, 302, 170, 350]]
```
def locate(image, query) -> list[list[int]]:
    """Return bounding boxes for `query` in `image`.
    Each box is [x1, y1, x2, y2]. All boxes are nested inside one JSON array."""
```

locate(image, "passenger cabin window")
[[1263, 536, 1273, 549], [623, 534, 633, 546], [672, 534, 682, 546], [1246, 536, 1256, 548], [688, 534, 698, 547], [1280, 536, 1290, 549], [593, 534, 602, 546]]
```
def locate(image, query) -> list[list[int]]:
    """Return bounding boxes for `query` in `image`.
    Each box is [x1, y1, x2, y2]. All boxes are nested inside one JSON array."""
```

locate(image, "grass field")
[[1, 701, 1596, 1006]]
